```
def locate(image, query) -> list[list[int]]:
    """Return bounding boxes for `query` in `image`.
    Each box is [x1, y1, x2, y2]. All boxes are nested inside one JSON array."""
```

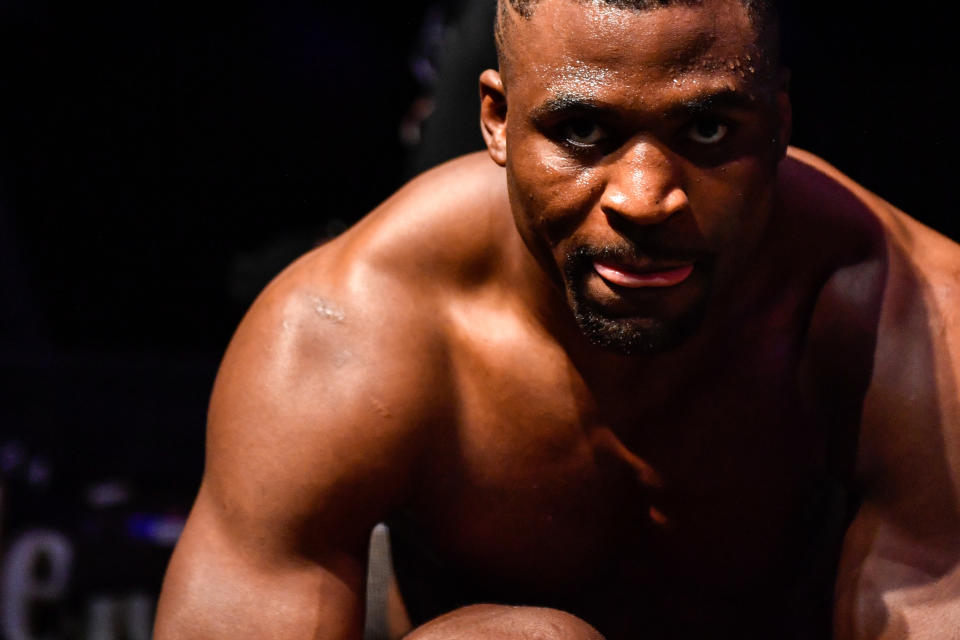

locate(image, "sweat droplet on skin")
[[575, 167, 599, 189], [539, 60, 617, 97]]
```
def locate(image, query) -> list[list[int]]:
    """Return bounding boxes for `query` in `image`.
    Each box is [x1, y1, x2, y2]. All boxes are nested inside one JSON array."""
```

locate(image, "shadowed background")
[[0, 0, 953, 637]]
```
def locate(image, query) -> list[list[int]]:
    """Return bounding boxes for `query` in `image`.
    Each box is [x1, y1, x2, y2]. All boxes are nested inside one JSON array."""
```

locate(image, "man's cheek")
[[513, 171, 595, 237], [531, 146, 583, 178], [693, 163, 770, 220]]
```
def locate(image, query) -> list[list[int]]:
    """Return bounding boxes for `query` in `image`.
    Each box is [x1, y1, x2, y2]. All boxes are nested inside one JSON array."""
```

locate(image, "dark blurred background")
[[0, 1, 954, 637]]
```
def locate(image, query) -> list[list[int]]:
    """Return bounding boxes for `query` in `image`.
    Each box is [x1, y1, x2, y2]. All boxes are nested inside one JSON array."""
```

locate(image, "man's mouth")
[[592, 260, 695, 288]]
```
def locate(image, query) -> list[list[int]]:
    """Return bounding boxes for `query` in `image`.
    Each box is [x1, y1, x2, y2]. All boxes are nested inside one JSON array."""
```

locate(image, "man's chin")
[[568, 280, 712, 354], [572, 306, 688, 355]]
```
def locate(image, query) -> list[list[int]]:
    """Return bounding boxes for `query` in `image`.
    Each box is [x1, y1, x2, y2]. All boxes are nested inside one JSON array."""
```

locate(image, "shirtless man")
[[153, 0, 960, 637]]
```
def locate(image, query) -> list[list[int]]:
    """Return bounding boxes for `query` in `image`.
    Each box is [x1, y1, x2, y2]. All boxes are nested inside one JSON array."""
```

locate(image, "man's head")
[[480, 0, 791, 354], [494, 0, 781, 85]]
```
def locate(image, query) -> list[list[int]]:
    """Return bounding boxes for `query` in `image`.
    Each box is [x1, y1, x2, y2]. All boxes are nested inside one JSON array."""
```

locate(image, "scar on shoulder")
[[312, 296, 346, 323]]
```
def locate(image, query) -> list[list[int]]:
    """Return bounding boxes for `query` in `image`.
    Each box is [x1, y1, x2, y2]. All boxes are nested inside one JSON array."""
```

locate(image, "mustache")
[[564, 243, 705, 268]]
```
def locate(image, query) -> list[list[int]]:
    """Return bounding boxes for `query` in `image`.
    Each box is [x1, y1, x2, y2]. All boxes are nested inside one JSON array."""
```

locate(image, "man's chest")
[[394, 328, 850, 627], [426, 397, 826, 569]]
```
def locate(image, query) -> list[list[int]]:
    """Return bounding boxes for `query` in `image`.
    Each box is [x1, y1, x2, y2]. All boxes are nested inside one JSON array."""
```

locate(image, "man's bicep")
[[835, 501, 960, 639], [835, 255, 960, 639], [154, 486, 368, 639], [154, 370, 380, 640]]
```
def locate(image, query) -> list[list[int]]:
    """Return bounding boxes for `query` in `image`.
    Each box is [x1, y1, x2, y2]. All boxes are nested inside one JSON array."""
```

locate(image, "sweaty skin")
[[155, 1, 960, 638]]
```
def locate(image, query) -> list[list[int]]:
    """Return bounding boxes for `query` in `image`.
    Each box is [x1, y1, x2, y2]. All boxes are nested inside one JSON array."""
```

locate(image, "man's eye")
[[686, 119, 728, 144], [559, 119, 606, 146]]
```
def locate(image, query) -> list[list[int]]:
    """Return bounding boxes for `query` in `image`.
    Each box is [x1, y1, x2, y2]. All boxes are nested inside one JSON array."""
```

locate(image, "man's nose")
[[599, 139, 688, 226]]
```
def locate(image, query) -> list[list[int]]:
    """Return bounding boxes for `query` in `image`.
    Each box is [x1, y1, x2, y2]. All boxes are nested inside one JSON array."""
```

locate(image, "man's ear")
[[774, 68, 792, 159], [479, 69, 508, 166]]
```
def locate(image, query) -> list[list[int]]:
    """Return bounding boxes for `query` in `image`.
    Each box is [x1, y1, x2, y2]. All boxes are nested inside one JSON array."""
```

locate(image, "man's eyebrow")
[[529, 94, 617, 121], [666, 89, 762, 117], [529, 89, 762, 121]]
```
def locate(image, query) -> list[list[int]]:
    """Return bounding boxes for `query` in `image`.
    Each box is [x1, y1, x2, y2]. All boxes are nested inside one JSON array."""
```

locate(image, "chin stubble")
[[562, 246, 708, 355]]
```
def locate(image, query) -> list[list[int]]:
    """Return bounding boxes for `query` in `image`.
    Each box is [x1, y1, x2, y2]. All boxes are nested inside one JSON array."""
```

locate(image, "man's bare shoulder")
[[230, 152, 510, 386], [224, 151, 520, 406], [786, 146, 960, 278], [782, 147, 959, 329], [335, 151, 515, 289], [783, 146, 959, 414], [199, 154, 513, 524], [231, 153, 508, 372]]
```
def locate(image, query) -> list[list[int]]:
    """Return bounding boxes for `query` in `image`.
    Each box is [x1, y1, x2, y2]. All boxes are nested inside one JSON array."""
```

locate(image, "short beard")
[[563, 246, 708, 355]]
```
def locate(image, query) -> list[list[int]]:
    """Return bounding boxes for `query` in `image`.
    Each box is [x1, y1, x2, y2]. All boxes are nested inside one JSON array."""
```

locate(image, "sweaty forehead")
[[505, 0, 761, 91]]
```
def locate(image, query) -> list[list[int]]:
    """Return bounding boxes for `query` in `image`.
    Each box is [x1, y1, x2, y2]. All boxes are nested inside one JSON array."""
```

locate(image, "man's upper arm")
[[834, 238, 960, 639], [154, 251, 444, 639]]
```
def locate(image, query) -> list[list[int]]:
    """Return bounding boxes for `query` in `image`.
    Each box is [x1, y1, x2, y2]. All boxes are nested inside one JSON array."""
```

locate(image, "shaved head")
[[494, 0, 781, 84]]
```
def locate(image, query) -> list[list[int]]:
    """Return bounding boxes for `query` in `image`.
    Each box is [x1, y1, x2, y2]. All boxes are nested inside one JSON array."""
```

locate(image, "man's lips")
[[593, 260, 694, 288]]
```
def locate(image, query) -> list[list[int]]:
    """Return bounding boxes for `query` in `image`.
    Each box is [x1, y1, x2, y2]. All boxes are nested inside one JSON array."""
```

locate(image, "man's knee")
[[403, 604, 605, 640]]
